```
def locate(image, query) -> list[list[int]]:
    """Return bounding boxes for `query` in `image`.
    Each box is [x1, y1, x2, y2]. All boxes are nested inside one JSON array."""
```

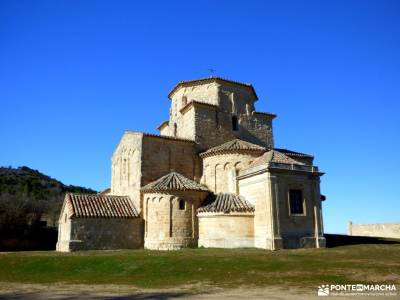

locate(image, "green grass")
[[0, 244, 399, 289]]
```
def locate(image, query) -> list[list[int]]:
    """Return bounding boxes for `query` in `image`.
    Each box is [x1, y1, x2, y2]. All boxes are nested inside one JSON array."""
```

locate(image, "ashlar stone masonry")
[[57, 77, 326, 251]]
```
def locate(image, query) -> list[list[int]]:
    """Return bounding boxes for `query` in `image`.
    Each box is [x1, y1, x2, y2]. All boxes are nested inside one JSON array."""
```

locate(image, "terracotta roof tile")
[[200, 139, 265, 157], [249, 150, 305, 168], [198, 193, 254, 214], [66, 193, 139, 218], [274, 148, 313, 158], [141, 171, 209, 192], [168, 77, 258, 100]]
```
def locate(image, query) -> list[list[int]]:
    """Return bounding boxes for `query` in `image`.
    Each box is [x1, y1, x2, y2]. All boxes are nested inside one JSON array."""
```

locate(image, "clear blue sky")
[[1, 0, 399, 234]]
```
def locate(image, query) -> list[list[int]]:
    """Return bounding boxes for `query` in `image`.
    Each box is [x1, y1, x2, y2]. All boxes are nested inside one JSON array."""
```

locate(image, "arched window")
[[179, 200, 185, 210], [182, 96, 187, 107], [174, 123, 177, 136], [232, 115, 238, 131]]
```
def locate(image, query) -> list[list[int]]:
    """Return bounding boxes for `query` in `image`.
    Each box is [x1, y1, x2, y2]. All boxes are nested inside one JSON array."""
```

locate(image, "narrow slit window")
[[232, 115, 238, 131], [179, 200, 185, 210]]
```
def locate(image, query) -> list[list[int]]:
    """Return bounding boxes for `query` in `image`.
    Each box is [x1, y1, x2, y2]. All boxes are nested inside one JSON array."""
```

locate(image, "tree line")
[[0, 166, 96, 250]]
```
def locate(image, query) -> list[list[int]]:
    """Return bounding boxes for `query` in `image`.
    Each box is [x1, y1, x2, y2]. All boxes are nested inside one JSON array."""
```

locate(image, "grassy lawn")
[[0, 244, 399, 289]]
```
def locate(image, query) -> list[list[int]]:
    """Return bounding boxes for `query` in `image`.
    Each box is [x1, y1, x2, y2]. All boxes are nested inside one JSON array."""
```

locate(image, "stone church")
[[56, 77, 326, 252]]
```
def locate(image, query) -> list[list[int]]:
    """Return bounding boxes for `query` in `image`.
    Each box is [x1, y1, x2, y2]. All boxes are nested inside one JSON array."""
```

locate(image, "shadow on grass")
[[325, 234, 400, 248], [0, 291, 191, 300]]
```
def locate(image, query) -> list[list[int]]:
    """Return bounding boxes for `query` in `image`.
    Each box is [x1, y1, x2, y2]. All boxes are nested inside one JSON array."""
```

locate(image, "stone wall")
[[271, 170, 324, 249], [171, 82, 220, 109], [348, 222, 400, 239], [169, 80, 256, 116], [179, 105, 196, 140], [193, 103, 230, 151], [141, 135, 198, 184], [240, 112, 274, 149], [191, 104, 274, 151], [56, 218, 143, 252], [56, 214, 72, 252], [111, 131, 143, 210], [143, 191, 208, 250], [218, 82, 256, 114], [198, 213, 254, 248], [167, 83, 220, 143], [202, 152, 260, 193], [238, 165, 325, 249], [159, 123, 170, 136], [238, 168, 273, 249], [111, 131, 199, 212], [164, 80, 274, 151]]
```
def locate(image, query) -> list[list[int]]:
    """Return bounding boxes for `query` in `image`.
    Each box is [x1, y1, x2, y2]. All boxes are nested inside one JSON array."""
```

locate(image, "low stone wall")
[[348, 222, 400, 239], [198, 213, 254, 248]]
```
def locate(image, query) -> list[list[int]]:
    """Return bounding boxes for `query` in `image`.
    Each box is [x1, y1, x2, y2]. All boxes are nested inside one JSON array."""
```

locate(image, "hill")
[[0, 166, 97, 250]]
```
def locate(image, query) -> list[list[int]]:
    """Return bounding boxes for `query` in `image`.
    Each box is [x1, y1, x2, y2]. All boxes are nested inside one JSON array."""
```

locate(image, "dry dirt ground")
[[0, 283, 396, 300]]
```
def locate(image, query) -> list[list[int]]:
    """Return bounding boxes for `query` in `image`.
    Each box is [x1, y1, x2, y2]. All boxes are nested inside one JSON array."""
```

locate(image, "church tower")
[[158, 77, 276, 151]]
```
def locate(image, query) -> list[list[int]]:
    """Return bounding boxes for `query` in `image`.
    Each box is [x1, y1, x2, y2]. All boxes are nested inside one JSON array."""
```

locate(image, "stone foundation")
[[144, 237, 196, 250]]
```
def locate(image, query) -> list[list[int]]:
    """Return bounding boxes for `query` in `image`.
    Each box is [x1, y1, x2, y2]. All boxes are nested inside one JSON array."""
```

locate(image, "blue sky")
[[1, 0, 399, 234]]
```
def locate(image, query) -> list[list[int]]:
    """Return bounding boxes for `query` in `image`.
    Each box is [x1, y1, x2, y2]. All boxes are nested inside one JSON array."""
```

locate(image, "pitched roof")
[[141, 171, 209, 192], [274, 148, 313, 158], [168, 77, 258, 100], [98, 188, 111, 196], [124, 131, 195, 143], [142, 132, 195, 143], [180, 100, 218, 115], [253, 111, 277, 118], [157, 121, 169, 130], [200, 139, 266, 157], [65, 193, 139, 218], [249, 149, 305, 168], [198, 193, 254, 214]]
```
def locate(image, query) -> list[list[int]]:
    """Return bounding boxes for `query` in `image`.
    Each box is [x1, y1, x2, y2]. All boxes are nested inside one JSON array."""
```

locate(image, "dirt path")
[[0, 283, 394, 299]]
